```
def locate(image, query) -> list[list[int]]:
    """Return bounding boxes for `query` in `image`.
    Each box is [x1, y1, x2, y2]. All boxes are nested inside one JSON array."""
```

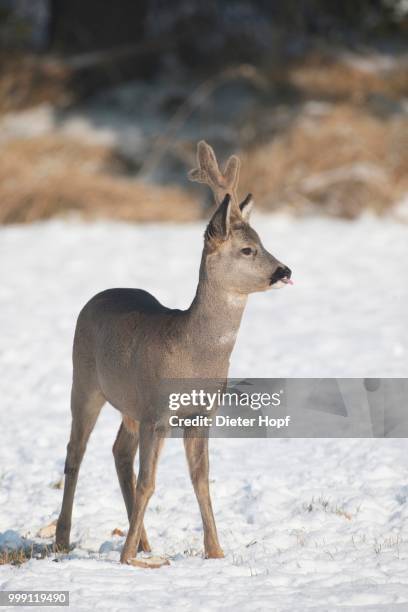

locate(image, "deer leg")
[[184, 428, 224, 559], [56, 384, 104, 551], [112, 422, 151, 553], [120, 422, 165, 564]]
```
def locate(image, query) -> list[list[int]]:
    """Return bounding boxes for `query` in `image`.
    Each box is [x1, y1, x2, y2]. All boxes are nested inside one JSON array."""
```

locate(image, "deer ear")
[[205, 194, 232, 242], [239, 193, 254, 221]]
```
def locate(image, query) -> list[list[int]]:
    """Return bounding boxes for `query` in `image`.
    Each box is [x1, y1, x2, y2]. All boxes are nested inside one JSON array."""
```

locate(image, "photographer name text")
[[168, 414, 291, 428]]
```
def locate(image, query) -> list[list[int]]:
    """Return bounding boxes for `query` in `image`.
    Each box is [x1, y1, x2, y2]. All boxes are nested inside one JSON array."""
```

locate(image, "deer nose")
[[274, 265, 291, 280], [270, 265, 292, 285], [281, 266, 292, 279]]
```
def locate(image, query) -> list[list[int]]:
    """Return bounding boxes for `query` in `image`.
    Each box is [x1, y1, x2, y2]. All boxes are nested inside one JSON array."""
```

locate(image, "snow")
[[1, 214, 408, 610]]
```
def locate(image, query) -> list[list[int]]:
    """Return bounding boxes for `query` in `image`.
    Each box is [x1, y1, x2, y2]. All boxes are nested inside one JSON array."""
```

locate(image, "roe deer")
[[56, 141, 293, 565]]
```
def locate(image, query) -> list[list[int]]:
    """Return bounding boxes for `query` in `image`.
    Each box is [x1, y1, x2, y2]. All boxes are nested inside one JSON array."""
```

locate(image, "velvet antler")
[[188, 140, 241, 210]]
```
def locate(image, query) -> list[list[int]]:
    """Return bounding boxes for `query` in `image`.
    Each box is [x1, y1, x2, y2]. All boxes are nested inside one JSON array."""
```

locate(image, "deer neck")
[[185, 253, 247, 356]]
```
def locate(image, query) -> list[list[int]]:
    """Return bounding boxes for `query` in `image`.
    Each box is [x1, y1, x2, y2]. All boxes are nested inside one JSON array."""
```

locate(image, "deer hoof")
[[138, 540, 152, 553], [205, 547, 225, 559], [127, 556, 170, 569]]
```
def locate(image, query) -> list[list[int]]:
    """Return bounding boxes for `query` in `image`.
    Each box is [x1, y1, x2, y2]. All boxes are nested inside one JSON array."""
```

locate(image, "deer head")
[[203, 193, 292, 294], [190, 141, 293, 294]]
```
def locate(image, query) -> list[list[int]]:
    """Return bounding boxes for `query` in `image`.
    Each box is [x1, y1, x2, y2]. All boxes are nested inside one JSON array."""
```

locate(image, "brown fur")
[[122, 415, 140, 435]]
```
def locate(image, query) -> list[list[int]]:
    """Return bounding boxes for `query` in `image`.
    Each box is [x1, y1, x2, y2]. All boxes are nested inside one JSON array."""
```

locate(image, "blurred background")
[[1, 5, 408, 593], [0, 0, 407, 224]]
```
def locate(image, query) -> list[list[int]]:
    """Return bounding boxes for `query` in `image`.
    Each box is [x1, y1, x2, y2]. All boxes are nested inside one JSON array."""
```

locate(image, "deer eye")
[[241, 247, 253, 256]]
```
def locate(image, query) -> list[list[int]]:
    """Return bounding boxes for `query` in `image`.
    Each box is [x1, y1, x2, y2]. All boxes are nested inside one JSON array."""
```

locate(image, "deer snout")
[[270, 265, 293, 287]]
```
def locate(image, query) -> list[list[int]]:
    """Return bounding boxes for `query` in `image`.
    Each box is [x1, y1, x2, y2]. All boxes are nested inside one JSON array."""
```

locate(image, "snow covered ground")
[[0, 214, 407, 610]]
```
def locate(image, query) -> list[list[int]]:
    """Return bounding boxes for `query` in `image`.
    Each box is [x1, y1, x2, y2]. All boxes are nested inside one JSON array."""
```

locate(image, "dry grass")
[[288, 53, 408, 103], [0, 136, 199, 224], [0, 548, 32, 566], [240, 104, 408, 218], [0, 51, 407, 223], [0, 52, 72, 113], [0, 544, 52, 566], [303, 496, 358, 521]]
